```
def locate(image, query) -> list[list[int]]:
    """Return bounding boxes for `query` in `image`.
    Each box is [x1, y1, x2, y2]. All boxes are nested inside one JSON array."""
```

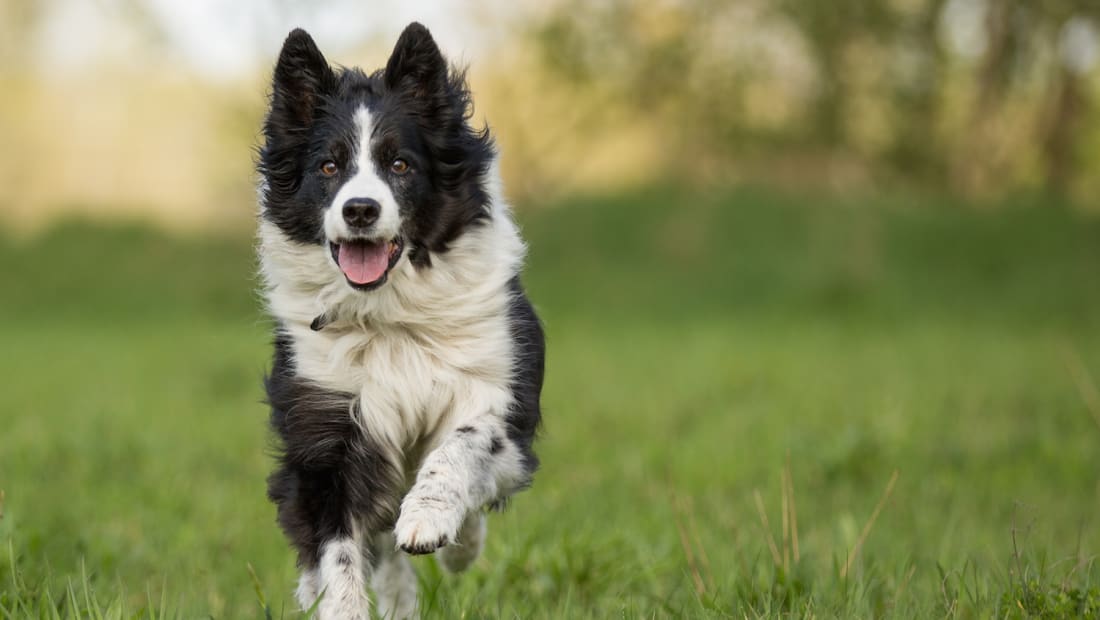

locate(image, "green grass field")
[[2, 186, 1100, 618]]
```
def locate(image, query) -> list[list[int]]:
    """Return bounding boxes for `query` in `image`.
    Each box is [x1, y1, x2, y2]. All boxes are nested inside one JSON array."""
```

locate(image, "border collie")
[[256, 23, 544, 619]]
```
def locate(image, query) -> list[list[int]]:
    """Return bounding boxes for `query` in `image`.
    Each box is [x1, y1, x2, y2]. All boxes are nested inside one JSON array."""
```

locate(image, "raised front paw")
[[393, 496, 464, 555]]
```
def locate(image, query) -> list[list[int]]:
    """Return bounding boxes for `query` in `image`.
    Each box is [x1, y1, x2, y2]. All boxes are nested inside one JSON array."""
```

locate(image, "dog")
[[256, 23, 544, 619]]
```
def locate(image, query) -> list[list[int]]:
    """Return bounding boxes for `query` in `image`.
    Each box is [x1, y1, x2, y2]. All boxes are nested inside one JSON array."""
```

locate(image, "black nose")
[[342, 198, 381, 229]]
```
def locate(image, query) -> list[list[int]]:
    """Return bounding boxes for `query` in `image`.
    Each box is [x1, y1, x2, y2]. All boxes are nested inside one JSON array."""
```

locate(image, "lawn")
[[2, 186, 1099, 618]]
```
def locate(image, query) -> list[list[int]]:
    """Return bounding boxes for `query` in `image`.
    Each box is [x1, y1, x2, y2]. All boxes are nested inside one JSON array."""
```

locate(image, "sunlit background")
[[3, 1, 1100, 617], [5, 0, 1100, 230]]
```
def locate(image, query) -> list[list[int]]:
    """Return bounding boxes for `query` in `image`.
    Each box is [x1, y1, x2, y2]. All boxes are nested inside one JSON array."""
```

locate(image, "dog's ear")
[[271, 29, 336, 128], [384, 22, 447, 97]]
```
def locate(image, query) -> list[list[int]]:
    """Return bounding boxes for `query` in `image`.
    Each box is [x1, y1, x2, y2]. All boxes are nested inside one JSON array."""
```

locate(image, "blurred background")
[[5, 0, 1100, 228], [2, 0, 1100, 617]]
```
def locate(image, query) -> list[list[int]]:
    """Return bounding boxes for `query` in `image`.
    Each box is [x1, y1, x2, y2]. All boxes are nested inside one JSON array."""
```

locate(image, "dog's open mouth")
[[330, 238, 403, 289]]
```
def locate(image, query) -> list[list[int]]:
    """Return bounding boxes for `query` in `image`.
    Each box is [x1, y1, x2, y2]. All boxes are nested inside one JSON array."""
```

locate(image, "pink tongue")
[[337, 241, 390, 284]]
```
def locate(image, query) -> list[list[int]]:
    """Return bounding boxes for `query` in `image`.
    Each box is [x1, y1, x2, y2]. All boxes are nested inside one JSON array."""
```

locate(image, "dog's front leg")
[[394, 416, 524, 555], [267, 375, 403, 619]]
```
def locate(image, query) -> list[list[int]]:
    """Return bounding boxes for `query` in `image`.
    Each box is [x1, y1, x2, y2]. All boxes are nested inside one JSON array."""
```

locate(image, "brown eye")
[[391, 159, 410, 175], [320, 161, 338, 176]]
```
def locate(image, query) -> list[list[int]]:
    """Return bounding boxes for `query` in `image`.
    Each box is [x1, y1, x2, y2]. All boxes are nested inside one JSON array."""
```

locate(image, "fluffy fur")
[[256, 23, 544, 619]]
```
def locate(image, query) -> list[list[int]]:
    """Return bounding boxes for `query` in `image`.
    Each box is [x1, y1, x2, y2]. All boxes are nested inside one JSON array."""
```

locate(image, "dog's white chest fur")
[[288, 310, 513, 450]]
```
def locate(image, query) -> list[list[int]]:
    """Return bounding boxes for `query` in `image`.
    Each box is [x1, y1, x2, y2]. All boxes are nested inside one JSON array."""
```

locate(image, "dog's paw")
[[394, 497, 463, 555]]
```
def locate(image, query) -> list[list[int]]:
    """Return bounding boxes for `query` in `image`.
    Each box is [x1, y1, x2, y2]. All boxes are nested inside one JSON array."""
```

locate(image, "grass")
[[1, 185, 1100, 617]]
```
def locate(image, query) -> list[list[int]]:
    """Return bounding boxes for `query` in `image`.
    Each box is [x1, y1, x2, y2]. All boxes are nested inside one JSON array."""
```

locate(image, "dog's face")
[[259, 23, 494, 291]]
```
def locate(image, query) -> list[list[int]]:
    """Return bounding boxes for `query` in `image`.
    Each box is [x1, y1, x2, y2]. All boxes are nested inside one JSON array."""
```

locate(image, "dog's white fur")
[[317, 536, 369, 620], [323, 108, 403, 244], [259, 106, 528, 618]]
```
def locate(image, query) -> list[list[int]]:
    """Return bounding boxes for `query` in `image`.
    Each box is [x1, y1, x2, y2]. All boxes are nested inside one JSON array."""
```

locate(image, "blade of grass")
[[246, 562, 274, 620], [785, 457, 800, 564], [685, 498, 717, 592], [671, 493, 706, 595], [842, 469, 899, 578], [66, 577, 84, 619], [753, 489, 783, 567], [46, 586, 62, 620], [781, 467, 790, 573], [81, 559, 103, 620]]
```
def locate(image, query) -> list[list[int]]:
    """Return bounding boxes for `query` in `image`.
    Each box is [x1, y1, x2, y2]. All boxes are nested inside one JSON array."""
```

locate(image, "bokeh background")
[[3, 0, 1100, 617]]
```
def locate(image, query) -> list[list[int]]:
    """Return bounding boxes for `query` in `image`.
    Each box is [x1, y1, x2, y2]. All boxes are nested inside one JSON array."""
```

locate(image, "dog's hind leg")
[[369, 531, 419, 620], [436, 511, 486, 572]]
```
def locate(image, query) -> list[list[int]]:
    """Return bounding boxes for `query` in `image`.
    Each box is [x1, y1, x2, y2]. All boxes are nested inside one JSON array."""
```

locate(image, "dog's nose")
[[342, 198, 381, 229]]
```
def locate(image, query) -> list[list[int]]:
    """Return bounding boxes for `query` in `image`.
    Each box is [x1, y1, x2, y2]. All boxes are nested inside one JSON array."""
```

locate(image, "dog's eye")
[[320, 161, 339, 177], [391, 159, 410, 175]]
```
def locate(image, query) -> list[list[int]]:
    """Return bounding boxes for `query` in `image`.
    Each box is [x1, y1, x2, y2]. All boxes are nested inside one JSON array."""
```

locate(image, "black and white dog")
[[256, 23, 544, 619]]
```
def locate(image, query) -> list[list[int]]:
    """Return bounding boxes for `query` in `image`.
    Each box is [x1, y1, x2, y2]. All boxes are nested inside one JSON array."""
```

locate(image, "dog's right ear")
[[270, 29, 336, 128]]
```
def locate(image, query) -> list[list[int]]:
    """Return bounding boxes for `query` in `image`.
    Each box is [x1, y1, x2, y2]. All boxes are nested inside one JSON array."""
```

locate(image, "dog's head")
[[259, 23, 494, 292]]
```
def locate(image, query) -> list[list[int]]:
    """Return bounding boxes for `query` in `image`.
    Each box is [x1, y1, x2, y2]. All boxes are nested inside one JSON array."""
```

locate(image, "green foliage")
[[2, 187, 1099, 617], [531, 0, 1100, 197], [1002, 580, 1100, 619]]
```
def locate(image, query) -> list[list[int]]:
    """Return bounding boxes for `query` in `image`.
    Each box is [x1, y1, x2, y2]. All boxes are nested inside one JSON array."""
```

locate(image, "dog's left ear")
[[384, 22, 447, 97]]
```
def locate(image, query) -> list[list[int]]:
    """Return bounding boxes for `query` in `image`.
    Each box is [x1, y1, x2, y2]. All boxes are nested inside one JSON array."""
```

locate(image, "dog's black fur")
[[265, 332, 403, 568]]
